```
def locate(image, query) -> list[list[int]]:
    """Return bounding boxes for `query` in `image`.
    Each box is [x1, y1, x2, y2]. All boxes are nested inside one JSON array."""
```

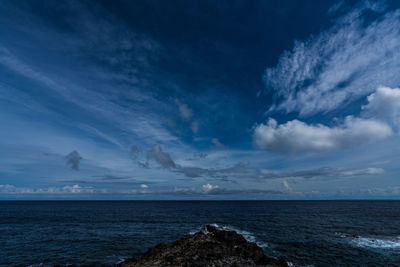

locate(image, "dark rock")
[[115, 225, 288, 267]]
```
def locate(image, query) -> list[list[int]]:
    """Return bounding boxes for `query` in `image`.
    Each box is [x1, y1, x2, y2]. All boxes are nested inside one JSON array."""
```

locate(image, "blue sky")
[[1, 0, 400, 199]]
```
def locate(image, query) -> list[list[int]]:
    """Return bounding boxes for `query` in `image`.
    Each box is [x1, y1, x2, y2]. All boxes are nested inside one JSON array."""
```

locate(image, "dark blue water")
[[1, 201, 400, 266]]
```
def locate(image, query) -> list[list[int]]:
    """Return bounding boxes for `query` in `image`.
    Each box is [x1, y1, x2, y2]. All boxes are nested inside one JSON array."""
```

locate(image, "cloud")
[[211, 138, 225, 148], [146, 144, 176, 168], [327, 0, 344, 15], [95, 175, 133, 180], [340, 168, 384, 176], [201, 183, 219, 192], [195, 152, 208, 159], [0, 183, 280, 198], [264, 2, 400, 116], [65, 150, 82, 171], [175, 99, 193, 120], [213, 163, 384, 180], [62, 180, 154, 187], [0, 184, 94, 194], [254, 86, 400, 154], [254, 117, 392, 154], [138, 145, 384, 181], [129, 145, 142, 160], [257, 166, 384, 179], [172, 184, 283, 196], [178, 161, 384, 181], [362, 86, 400, 131], [282, 180, 291, 191], [0, 2, 179, 146], [178, 166, 208, 178]]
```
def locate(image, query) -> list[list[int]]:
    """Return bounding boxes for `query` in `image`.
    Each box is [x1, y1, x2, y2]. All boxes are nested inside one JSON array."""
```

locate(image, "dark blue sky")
[[1, 0, 400, 199]]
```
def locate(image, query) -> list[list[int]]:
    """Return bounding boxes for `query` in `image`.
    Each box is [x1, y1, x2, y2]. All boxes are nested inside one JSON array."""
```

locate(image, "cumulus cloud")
[[201, 183, 219, 192], [264, 2, 400, 116], [0, 184, 94, 194], [65, 150, 82, 171], [253, 117, 392, 154], [362, 87, 400, 131], [254, 86, 400, 154]]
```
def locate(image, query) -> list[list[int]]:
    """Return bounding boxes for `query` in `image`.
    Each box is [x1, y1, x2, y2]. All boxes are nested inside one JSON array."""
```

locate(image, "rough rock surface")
[[115, 225, 288, 267]]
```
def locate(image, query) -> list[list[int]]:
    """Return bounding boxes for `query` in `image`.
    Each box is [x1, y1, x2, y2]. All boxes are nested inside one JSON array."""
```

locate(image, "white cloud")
[[254, 85, 400, 154], [254, 117, 392, 154], [0, 184, 94, 194], [264, 3, 400, 116], [362, 86, 400, 131], [202, 183, 219, 193], [173, 184, 219, 195]]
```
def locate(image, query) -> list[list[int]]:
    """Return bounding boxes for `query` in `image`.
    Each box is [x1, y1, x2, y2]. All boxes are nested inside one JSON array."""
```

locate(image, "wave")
[[352, 237, 400, 249], [336, 232, 400, 249], [287, 262, 315, 267], [189, 223, 269, 248]]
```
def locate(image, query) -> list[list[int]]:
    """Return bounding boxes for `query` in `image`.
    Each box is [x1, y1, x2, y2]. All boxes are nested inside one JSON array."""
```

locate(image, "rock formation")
[[116, 225, 287, 267]]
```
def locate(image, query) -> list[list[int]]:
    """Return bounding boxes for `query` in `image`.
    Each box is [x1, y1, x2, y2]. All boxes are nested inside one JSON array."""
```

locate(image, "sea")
[[1, 200, 400, 267]]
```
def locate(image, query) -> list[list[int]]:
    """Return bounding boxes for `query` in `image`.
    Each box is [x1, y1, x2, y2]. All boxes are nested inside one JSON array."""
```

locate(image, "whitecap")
[[351, 236, 400, 249], [287, 262, 315, 267]]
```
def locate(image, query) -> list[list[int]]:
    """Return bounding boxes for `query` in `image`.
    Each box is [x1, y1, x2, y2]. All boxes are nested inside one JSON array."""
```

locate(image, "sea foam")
[[352, 236, 400, 249]]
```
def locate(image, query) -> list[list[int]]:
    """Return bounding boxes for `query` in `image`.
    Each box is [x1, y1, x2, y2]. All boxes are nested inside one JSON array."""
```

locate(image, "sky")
[[1, 0, 400, 200]]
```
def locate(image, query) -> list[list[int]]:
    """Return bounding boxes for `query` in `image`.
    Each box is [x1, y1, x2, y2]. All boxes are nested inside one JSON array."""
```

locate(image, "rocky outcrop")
[[116, 225, 287, 267]]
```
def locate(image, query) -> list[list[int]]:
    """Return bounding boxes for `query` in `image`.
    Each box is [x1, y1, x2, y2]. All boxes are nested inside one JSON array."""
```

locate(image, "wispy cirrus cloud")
[[0, 0, 182, 149], [264, 1, 400, 116]]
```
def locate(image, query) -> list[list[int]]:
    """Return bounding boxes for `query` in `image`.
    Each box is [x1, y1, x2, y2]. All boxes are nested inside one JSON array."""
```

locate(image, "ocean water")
[[1, 201, 400, 267]]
